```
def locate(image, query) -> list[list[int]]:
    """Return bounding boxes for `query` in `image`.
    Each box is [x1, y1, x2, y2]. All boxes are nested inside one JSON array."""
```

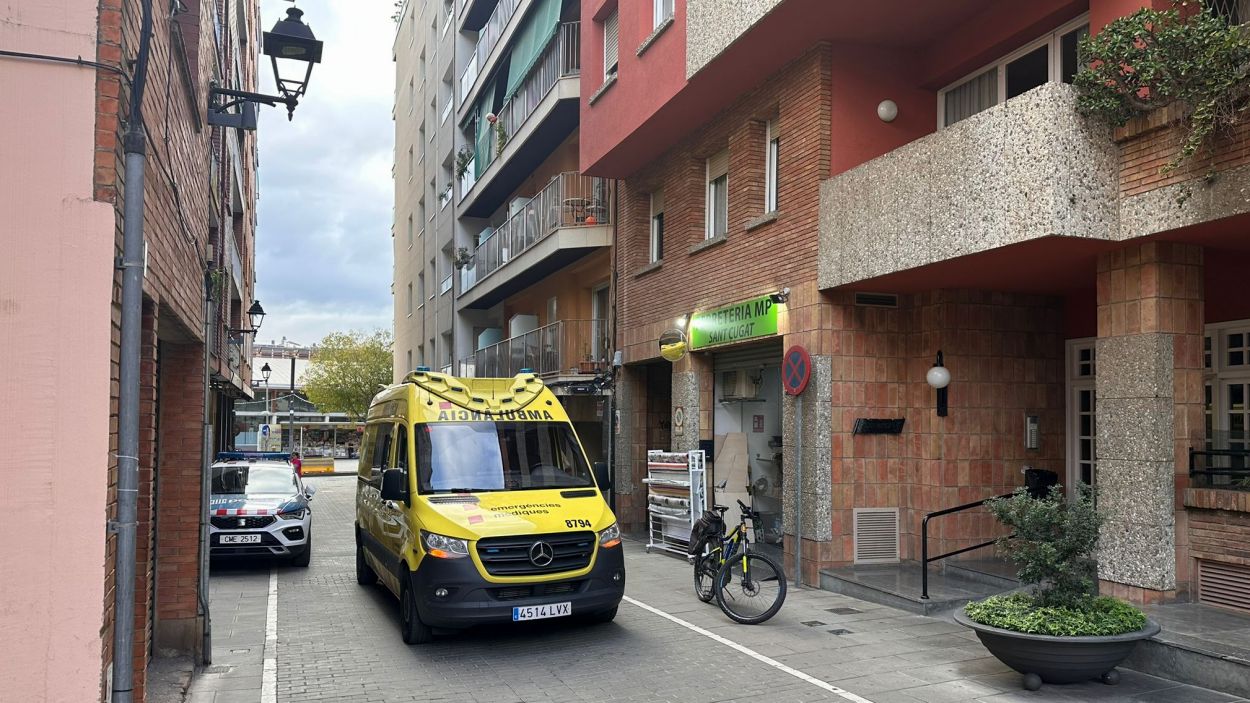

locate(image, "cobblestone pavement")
[[188, 476, 1246, 703]]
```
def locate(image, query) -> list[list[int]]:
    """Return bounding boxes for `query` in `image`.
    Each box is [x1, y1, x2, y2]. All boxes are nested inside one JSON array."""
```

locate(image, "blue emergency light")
[[215, 451, 292, 462]]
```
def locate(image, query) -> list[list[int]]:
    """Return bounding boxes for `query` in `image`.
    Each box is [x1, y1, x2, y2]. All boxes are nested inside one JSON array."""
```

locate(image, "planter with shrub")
[[955, 484, 1159, 691]]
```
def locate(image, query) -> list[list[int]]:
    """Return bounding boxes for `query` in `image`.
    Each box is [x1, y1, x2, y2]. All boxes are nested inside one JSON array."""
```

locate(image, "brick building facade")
[[2, 0, 261, 699], [583, 0, 1250, 607]]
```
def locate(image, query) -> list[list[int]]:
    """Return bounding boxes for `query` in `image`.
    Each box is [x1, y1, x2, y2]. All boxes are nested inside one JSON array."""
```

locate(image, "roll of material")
[[648, 494, 690, 510]]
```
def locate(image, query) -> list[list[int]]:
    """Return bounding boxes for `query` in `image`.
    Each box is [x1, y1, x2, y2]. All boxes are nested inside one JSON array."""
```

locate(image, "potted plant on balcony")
[[454, 145, 474, 180], [577, 344, 597, 374], [954, 484, 1159, 691], [452, 247, 474, 270]]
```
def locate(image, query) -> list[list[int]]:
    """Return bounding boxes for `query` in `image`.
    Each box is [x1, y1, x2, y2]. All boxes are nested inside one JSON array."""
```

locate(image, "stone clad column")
[[671, 354, 712, 453], [1095, 242, 1203, 599]]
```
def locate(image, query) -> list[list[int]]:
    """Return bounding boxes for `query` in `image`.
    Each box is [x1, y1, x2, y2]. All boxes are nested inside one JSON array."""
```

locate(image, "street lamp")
[[208, 4, 324, 128], [247, 300, 266, 332], [227, 300, 267, 342], [260, 362, 272, 449]]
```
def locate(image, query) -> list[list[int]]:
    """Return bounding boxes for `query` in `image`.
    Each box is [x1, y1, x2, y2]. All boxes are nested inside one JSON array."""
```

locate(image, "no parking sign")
[[782, 345, 811, 396]]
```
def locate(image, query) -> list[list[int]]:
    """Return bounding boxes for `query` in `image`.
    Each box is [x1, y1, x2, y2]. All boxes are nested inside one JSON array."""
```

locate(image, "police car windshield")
[[212, 465, 297, 495], [417, 422, 594, 493]]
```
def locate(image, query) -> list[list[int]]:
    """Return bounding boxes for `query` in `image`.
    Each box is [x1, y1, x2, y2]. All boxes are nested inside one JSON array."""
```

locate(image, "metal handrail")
[[1189, 447, 1250, 486], [920, 492, 1014, 600]]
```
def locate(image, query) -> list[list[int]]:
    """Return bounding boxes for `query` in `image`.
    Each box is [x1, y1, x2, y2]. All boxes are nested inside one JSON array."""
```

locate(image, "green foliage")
[[454, 146, 475, 180], [985, 484, 1101, 608], [302, 330, 393, 420], [494, 122, 509, 156], [1074, 3, 1250, 173], [965, 593, 1147, 637]]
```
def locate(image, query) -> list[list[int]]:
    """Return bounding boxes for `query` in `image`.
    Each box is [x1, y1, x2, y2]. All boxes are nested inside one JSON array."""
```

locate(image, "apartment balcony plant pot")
[[577, 360, 598, 374], [953, 608, 1159, 690]]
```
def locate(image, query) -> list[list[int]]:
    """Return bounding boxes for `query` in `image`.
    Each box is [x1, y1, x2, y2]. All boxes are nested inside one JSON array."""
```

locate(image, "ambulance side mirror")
[[592, 461, 611, 492], [381, 468, 407, 502]]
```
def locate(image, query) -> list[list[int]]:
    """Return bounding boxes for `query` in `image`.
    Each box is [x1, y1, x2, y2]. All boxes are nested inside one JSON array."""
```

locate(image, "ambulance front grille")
[[476, 531, 595, 576]]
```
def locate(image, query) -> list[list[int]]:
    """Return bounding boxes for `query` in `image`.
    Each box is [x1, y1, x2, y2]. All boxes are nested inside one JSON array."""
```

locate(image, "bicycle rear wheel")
[[692, 550, 720, 603], [714, 551, 787, 624]]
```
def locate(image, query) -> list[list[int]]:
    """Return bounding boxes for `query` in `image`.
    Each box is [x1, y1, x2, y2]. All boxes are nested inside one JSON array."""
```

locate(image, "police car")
[[210, 452, 315, 566]]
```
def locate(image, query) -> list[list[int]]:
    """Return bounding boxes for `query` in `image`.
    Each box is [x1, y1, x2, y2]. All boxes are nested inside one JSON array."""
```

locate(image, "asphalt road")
[[188, 475, 1244, 703]]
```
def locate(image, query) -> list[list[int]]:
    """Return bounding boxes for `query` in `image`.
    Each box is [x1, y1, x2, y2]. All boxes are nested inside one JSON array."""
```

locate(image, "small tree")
[[984, 484, 1101, 609], [302, 329, 394, 420]]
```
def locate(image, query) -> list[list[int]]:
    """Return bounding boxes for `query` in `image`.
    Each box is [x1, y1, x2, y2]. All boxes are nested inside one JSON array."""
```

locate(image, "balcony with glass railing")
[[439, 273, 453, 295], [459, 22, 580, 217], [457, 172, 612, 308], [457, 319, 609, 379]]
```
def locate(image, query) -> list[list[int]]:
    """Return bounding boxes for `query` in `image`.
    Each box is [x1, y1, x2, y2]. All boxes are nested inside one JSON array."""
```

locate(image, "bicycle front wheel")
[[714, 551, 787, 624]]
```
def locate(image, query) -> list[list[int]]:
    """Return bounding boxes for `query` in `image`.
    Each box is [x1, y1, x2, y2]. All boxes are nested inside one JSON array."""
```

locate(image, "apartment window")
[[547, 296, 558, 324], [417, 272, 425, 304], [705, 149, 729, 240], [417, 344, 425, 366], [408, 146, 414, 179], [407, 215, 414, 248], [1203, 321, 1250, 485], [407, 349, 413, 372], [406, 282, 414, 315], [428, 180, 436, 218], [939, 16, 1089, 127], [417, 198, 425, 227], [408, 78, 415, 113], [603, 10, 619, 80], [653, 0, 674, 27], [649, 191, 664, 263], [429, 258, 436, 298], [764, 120, 779, 213]]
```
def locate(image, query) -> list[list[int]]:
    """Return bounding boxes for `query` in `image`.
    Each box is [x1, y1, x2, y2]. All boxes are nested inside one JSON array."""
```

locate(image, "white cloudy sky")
[[254, 0, 395, 348]]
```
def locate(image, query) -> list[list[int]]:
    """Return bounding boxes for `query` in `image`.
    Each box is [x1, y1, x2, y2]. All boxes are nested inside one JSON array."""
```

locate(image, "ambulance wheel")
[[291, 532, 311, 567], [400, 578, 434, 645], [355, 527, 377, 585]]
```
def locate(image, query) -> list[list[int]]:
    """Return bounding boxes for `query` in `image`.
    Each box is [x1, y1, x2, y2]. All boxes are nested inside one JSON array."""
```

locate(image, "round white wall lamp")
[[877, 99, 898, 123]]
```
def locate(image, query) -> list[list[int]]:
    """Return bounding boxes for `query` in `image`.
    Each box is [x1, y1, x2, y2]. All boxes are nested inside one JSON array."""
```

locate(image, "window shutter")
[[707, 149, 729, 180], [604, 11, 619, 76], [651, 190, 664, 216]]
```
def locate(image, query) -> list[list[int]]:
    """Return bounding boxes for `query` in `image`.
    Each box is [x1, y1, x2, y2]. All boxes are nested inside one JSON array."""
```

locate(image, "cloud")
[[255, 0, 396, 347]]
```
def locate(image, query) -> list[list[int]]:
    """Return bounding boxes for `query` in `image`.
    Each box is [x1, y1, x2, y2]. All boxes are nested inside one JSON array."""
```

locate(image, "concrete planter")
[[954, 608, 1160, 690]]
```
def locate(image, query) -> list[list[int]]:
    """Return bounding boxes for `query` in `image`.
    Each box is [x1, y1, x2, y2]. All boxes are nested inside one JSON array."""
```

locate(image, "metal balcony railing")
[[477, 22, 579, 174], [458, 319, 609, 378], [460, 171, 613, 291], [473, 0, 520, 84], [459, 53, 478, 106]]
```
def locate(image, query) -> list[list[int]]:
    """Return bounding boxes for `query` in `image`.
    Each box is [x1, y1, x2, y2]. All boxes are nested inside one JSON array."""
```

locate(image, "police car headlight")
[[598, 522, 621, 549], [421, 530, 469, 559], [278, 508, 307, 520]]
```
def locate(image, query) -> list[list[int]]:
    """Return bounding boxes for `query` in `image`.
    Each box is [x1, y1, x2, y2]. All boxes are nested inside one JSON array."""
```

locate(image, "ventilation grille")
[[1198, 559, 1250, 613], [853, 508, 900, 564], [854, 292, 899, 308]]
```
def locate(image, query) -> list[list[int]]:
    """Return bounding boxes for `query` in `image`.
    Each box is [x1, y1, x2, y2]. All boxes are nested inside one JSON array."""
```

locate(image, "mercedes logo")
[[528, 540, 554, 567]]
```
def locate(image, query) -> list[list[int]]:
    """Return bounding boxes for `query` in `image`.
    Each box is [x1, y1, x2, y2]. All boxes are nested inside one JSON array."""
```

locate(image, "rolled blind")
[[604, 11, 619, 75], [651, 190, 664, 215], [707, 149, 729, 180]]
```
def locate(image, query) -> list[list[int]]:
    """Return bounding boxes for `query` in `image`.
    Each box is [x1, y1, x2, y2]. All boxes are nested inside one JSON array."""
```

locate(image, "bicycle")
[[690, 499, 787, 624]]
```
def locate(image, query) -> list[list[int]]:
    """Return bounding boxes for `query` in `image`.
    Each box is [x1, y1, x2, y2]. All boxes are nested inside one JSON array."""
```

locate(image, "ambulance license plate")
[[512, 602, 571, 621], [221, 534, 262, 545]]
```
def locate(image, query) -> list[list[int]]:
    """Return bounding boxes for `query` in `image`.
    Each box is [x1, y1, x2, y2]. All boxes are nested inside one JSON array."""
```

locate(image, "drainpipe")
[[198, 279, 214, 664], [112, 1, 155, 701]]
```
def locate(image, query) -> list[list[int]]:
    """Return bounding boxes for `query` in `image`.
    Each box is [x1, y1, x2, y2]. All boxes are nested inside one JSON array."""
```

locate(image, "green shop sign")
[[689, 295, 779, 350]]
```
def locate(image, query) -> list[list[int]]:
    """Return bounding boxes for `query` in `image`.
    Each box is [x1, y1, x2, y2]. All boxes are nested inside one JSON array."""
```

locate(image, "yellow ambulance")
[[354, 368, 624, 644]]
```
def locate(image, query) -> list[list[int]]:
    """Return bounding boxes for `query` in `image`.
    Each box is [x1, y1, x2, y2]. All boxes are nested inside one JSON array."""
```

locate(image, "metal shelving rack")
[[643, 449, 707, 556]]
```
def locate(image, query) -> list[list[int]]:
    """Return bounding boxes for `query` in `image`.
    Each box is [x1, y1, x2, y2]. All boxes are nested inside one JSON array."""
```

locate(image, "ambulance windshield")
[[417, 422, 594, 493]]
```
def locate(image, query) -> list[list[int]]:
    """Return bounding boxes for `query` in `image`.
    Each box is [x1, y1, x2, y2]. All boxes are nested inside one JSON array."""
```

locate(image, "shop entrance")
[[712, 342, 783, 559]]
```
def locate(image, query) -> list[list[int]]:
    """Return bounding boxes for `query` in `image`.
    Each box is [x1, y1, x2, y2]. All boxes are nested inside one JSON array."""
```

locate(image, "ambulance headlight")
[[598, 522, 621, 549], [421, 530, 469, 559]]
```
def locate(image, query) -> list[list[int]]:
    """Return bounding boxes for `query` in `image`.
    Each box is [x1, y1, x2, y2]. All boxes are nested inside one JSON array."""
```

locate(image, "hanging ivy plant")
[[494, 122, 509, 156], [454, 145, 475, 179], [1074, 2, 1250, 174]]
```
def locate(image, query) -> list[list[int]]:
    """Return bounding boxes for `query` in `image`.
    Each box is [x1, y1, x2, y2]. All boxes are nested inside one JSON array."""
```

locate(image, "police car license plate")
[[512, 602, 571, 621], [221, 534, 261, 545]]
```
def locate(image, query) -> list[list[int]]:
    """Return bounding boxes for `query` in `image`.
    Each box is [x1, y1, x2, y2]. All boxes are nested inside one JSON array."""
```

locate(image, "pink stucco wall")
[[0, 5, 116, 700]]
